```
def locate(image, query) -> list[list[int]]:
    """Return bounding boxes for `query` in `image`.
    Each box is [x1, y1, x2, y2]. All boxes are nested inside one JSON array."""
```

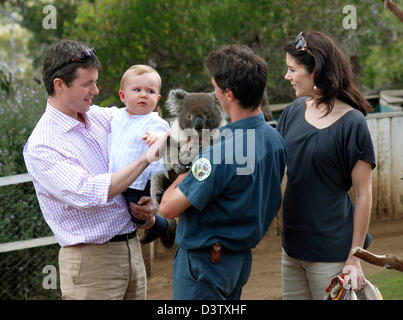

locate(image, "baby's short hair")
[[120, 64, 161, 91]]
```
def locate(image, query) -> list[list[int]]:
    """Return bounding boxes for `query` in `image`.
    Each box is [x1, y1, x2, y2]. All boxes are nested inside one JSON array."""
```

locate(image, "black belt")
[[109, 230, 137, 242]]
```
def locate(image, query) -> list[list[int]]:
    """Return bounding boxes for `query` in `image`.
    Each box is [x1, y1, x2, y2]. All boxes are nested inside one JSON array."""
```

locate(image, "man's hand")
[[129, 196, 158, 230], [143, 131, 170, 163]]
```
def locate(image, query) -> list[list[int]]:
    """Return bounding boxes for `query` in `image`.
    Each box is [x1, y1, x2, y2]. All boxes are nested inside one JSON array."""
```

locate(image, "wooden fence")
[[367, 111, 403, 221]]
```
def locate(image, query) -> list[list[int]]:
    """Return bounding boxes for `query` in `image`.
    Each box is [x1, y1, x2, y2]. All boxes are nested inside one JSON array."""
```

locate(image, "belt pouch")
[[210, 242, 222, 263]]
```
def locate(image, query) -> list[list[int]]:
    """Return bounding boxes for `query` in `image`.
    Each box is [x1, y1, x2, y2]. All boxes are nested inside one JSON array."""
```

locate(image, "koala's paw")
[[150, 173, 167, 209], [154, 190, 165, 208]]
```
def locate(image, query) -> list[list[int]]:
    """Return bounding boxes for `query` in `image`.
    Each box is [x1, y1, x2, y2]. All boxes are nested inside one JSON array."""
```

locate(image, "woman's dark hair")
[[43, 39, 101, 96], [206, 45, 268, 110], [283, 30, 372, 116]]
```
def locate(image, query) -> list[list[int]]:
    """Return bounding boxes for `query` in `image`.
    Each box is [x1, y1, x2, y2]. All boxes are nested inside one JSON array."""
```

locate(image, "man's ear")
[[225, 89, 235, 101], [119, 89, 126, 104], [53, 78, 64, 95]]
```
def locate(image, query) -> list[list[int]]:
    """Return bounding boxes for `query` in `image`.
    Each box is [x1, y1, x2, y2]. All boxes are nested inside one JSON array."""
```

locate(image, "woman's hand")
[[342, 255, 366, 292]]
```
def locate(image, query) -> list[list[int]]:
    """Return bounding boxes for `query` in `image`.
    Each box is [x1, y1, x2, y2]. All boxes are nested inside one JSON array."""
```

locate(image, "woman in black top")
[[277, 31, 375, 299]]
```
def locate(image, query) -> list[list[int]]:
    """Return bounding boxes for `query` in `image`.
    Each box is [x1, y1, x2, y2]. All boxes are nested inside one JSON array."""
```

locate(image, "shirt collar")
[[220, 112, 265, 131], [123, 109, 158, 119], [46, 100, 88, 132]]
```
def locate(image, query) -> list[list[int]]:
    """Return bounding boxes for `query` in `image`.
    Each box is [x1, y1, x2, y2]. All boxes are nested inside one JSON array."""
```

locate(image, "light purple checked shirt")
[[23, 101, 135, 247]]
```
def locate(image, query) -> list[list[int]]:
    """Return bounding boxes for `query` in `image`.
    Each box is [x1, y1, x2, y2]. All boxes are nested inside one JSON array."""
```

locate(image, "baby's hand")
[[142, 132, 159, 146], [144, 131, 170, 162]]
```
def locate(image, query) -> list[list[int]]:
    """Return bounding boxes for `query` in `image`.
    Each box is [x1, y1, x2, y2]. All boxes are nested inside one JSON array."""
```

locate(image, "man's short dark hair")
[[206, 45, 268, 109], [43, 39, 101, 96]]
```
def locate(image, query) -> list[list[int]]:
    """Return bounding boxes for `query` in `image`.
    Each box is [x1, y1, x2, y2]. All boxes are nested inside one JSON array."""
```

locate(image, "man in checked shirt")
[[23, 40, 168, 300]]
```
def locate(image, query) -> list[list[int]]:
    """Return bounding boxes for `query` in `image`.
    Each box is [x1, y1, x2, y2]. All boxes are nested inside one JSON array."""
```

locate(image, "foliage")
[[2, 0, 402, 108], [0, 82, 52, 241], [0, 82, 47, 177], [362, 39, 403, 90], [59, 0, 402, 111], [0, 69, 12, 94], [0, 0, 81, 66], [0, 245, 61, 300], [0, 5, 34, 82], [64, 0, 218, 111], [0, 82, 59, 299]]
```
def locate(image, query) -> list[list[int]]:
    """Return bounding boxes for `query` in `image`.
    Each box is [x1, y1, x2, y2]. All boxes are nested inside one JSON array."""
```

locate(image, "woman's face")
[[284, 53, 315, 98]]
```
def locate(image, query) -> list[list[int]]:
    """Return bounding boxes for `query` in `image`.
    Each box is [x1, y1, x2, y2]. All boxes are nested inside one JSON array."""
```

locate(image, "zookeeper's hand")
[[342, 256, 366, 292]]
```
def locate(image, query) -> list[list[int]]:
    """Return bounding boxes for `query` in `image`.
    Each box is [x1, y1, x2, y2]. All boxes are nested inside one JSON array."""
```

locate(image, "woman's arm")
[[342, 159, 373, 291]]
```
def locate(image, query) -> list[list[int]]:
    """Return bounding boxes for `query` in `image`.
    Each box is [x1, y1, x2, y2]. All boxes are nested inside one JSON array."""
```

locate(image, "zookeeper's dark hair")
[[206, 44, 268, 110], [284, 30, 373, 116], [43, 39, 101, 96]]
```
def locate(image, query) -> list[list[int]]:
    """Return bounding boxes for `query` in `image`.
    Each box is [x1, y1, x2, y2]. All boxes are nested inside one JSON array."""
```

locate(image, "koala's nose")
[[194, 116, 204, 131]]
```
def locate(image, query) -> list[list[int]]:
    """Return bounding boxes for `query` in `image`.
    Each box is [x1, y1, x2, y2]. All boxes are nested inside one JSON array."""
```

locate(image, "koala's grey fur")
[[150, 89, 227, 208]]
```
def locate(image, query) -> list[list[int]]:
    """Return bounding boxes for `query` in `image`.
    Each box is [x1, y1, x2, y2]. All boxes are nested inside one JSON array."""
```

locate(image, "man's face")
[[60, 67, 99, 116]]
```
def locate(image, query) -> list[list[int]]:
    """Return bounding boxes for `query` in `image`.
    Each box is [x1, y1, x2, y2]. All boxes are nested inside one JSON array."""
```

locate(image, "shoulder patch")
[[191, 157, 212, 181]]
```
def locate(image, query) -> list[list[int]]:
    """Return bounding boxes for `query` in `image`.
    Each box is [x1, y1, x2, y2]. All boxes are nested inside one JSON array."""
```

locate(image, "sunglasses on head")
[[52, 48, 97, 75], [295, 32, 314, 57]]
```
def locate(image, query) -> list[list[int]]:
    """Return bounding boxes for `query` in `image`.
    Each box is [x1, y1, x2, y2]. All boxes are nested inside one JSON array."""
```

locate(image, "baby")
[[109, 64, 175, 247]]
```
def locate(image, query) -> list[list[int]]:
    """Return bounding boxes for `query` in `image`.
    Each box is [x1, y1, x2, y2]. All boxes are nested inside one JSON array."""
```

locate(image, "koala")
[[150, 89, 227, 208]]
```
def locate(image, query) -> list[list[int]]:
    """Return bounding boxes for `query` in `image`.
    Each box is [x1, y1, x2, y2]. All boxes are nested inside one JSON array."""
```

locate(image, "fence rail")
[[0, 236, 57, 254], [0, 173, 32, 187], [0, 173, 59, 254]]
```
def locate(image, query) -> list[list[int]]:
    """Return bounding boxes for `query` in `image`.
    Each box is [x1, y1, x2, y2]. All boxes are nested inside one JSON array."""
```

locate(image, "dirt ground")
[[146, 218, 403, 300]]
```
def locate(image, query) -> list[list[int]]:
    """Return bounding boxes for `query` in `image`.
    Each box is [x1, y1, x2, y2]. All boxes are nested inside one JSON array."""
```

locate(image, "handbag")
[[324, 273, 383, 300]]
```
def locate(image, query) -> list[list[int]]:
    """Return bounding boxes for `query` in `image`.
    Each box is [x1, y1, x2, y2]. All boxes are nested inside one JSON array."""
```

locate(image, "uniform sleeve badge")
[[191, 157, 212, 181]]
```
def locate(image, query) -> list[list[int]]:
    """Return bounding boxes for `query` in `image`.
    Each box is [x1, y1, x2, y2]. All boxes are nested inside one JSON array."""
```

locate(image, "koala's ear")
[[165, 89, 188, 116], [210, 92, 219, 106]]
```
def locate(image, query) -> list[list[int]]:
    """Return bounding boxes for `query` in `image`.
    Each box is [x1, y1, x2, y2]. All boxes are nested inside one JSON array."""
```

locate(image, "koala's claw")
[[154, 191, 164, 205]]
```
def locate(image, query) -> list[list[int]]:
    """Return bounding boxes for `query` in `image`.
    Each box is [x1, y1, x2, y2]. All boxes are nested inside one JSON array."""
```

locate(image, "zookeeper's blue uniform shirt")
[[177, 113, 287, 252]]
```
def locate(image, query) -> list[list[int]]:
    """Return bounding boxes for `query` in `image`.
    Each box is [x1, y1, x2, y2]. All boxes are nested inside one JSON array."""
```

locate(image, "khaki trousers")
[[281, 249, 344, 300], [59, 236, 146, 300]]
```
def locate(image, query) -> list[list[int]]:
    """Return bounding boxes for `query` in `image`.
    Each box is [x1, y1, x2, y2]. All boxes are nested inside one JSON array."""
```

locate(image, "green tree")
[[3, 0, 402, 107], [62, 0, 402, 110], [0, 0, 81, 82]]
